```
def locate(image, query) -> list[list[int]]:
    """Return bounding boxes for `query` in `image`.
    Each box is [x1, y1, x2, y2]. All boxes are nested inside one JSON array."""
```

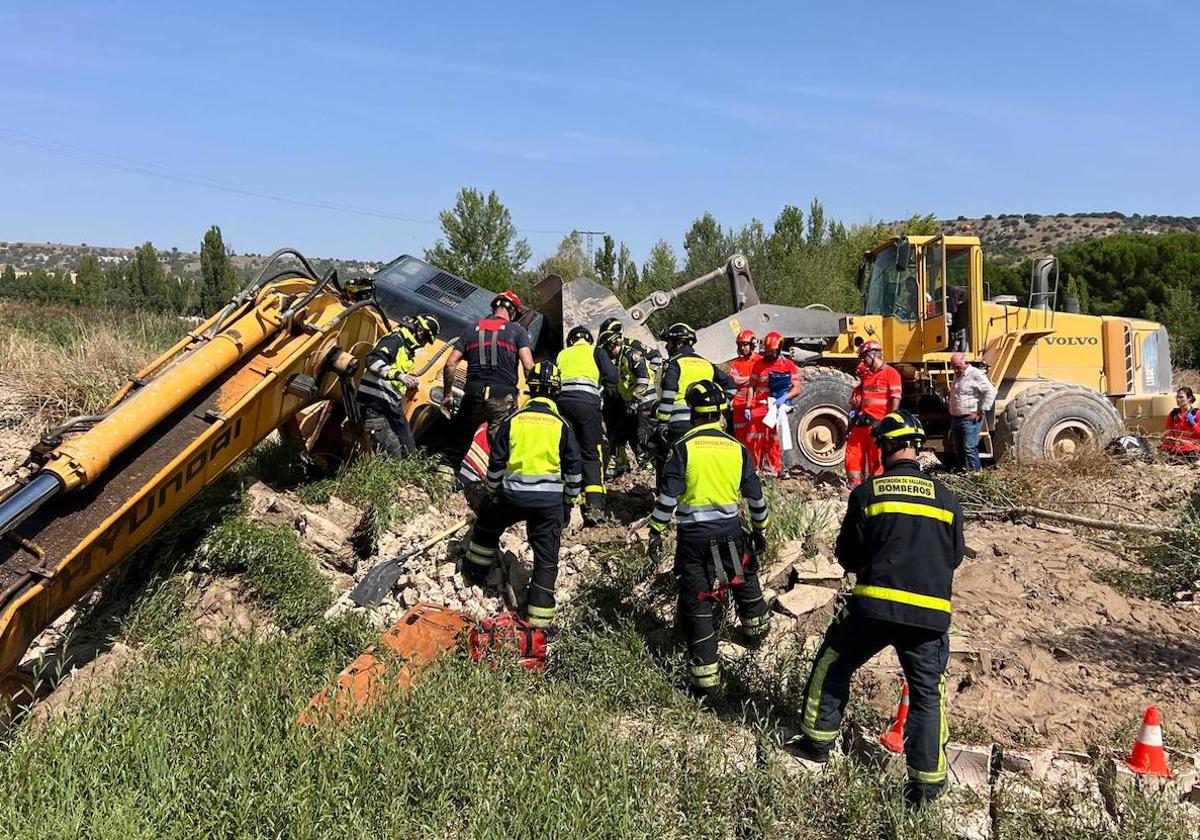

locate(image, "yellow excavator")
[[0, 249, 388, 685]]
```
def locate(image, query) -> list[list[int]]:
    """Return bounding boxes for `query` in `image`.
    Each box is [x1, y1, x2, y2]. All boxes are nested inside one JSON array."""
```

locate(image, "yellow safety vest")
[[555, 341, 601, 397], [677, 421, 742, 526]]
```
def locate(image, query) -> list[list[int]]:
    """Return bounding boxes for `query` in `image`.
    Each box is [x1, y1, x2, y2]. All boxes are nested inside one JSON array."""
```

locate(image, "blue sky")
[[1, 1, 1197, 265]]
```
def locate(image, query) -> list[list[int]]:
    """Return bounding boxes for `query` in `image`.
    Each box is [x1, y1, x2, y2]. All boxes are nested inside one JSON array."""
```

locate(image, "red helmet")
[[858, 339, 882, 357], [763, 331, 783, 351], [491, 290, 522, 317], [736, 329, 757, 345]]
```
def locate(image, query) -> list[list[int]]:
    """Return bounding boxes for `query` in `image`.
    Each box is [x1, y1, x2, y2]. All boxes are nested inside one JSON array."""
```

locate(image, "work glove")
[[647, 530, 665, 565], [743, 408, 752, 421], [775, 395, 789, 408], [750, 529, 767, 555]]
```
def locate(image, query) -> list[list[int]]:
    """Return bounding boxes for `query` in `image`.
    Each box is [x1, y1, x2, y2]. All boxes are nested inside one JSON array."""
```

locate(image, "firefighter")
[[462, 362, 582, 628], [648, 380, 771, 696], [555, 326, 616, 525], [792, 410, 964, 809], [654, 323, 736, 477], [357, 314, 441, 457], [845, 339, 901, 488], [440, 291, 534, 464], [747, 330, 801, 476], [600, 323, 656, 477], [729, 329, 759, 450]]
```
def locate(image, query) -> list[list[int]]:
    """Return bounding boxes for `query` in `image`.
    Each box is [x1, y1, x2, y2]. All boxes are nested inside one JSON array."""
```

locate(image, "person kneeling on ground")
[[462, 362, 582, 629], [1162, 386, 1200, 462], [791, 409, 964, 809]]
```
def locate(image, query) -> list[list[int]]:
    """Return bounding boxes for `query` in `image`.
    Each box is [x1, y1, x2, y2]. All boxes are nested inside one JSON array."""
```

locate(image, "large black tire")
[[785, 367, 855, 475], [992, 383, 1123, 463]]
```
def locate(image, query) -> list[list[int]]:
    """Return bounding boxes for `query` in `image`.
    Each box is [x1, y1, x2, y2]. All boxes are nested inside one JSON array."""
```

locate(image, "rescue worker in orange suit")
[[441, 291, 534, 464], [555, 326, 617, 525], [1162, 386, 1200, 461], [357, 314, 440, 457], [654, 323, 736, 480], [462, 362, 582, 629], [846, 340, 901, 487], [746, 331, 801, 476], [648, 380, 771, 697], [729, 329, 759, 449], [792, 410, 964, 809]]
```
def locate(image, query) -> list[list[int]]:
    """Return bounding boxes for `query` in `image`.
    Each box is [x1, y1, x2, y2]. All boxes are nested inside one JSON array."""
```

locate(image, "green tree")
[[898, 213, 941, 236], [806, 199, 826, 248], [631, 239, 679, 305], [75, 255, 107, 307], [125, 242, 171, 311], [594, 234, 616, 286], [200, 225, 239, 314], [1146, 285, 1200, 367], [425, 188, 531, 291], [0, 265, 15, 288], [537, 231, 595, 281], [616, 242, 637, 296]]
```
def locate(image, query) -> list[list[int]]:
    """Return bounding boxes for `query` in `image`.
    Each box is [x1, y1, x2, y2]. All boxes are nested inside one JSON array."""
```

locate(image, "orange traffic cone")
[[880, 682, 909, 753], [1125, 706, 1173, 777]]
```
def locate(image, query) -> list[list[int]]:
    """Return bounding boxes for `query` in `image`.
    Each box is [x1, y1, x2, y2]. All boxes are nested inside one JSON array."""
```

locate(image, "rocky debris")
[[774, 584, 837, 618], [247, 481, 367, 574], [28, 642, 136, 721], [185, 575, 272, 642]]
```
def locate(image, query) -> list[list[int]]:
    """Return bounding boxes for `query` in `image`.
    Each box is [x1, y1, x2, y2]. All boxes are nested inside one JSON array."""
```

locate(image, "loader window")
[[864, 244, 917, 323]]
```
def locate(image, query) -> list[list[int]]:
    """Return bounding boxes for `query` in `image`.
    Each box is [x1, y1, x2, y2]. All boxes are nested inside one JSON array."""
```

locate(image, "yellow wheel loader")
[[0, 249, 389, 689], [782, 235, 1173, 470]]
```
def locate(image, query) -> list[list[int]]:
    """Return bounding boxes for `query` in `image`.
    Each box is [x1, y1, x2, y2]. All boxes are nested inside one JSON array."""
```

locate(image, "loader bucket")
[[532, 274, 658, 352]]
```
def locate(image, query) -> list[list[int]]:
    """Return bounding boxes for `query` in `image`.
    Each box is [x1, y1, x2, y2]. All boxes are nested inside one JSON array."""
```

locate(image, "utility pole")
[[578, 230, 606, 263]]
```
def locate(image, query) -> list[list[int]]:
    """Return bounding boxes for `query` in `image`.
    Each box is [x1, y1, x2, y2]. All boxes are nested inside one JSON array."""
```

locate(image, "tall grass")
[[0, 301, 182, 427]]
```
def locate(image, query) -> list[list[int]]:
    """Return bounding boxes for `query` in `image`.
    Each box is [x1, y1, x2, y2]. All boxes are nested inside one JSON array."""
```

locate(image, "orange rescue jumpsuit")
[[845, 364, 902, 487]]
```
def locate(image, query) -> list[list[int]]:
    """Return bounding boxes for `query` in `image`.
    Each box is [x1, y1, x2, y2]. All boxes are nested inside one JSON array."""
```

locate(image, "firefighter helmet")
[[660, 322, 697, 344], [871, 409, 926, 446], [491, 290, 522, 318], [566, 325, 594, 346], [526, 361, 561, 397], [685, 379, 728, 416], [762, 331, 784, 352], [599, 324, 623, 348], [736, 329, 757, 345], [599, 317, 623, 337], [412, 314, 440, 343]]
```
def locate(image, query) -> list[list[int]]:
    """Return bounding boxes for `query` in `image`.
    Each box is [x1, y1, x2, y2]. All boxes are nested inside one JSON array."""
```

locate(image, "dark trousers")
[[604, 398, 653, 472], [364, 403, 416, 457], [558, 394, 606, 513], [446, 385, 515, 464], [674, 530, 770, 690], [463, 498, 565, 627], [799, 607, 950, 797], [951, 414, 983, 471]]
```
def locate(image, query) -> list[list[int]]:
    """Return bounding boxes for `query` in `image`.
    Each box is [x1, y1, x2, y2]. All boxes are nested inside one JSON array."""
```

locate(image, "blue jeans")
[[952, 415, 982, 471]]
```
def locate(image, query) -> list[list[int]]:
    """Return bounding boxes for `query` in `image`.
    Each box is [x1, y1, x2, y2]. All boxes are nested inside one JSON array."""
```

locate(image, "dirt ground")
[[0, 384, 30, 477]]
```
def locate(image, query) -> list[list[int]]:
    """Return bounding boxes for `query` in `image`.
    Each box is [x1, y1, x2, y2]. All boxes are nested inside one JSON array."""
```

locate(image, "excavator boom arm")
[[0, 269, 383, 680]]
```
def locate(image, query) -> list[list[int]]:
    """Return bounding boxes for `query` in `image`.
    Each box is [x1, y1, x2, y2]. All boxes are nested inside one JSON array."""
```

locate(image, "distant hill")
[[931, 212, 1200, 263], [0, 240, 382, 281]]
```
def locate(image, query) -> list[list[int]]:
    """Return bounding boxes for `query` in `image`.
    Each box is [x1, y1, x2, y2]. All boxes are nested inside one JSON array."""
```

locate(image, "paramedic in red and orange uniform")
[[747, 331, 801, 476], [729, 330, 759, 449], [1162, 386, 1200, 461], [846, 340, 901, 487]]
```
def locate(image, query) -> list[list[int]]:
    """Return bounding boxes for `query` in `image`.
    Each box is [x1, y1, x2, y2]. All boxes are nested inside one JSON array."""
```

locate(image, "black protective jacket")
[[835, 459, 965, 632]]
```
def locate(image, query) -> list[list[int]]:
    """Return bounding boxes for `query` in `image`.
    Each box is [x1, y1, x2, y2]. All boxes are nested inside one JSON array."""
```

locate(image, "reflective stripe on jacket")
[[358, 326, 420, 409], [651, 421, 769, 540], [618, 339, 655, 407], [834, 459, 964, 631], [857, 364, 902, 420], [656, 350, 735, 427], [556, 340, 601, 398], [486, 397, 583, 507]]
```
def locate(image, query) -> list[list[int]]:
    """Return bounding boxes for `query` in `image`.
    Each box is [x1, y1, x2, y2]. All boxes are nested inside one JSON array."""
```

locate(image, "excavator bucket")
[[298, 603, 470, 726]]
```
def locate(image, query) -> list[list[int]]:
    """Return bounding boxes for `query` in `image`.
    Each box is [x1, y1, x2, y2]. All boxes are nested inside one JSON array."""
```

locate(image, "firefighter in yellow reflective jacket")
[[792, 410, 965, 809], [555, 326, 616, 525], [654, 324, 735, 478], [357, 315, 440, 457], [648, 380, 771, 696], [462, 362, 583, 628]]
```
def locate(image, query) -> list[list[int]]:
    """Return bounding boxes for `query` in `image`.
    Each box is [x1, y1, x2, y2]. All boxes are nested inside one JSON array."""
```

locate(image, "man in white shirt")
[[948, 353, 997, 471]]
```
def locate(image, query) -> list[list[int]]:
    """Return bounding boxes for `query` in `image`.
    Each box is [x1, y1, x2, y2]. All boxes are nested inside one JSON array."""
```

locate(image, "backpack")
[[467, 611, 548, 672]]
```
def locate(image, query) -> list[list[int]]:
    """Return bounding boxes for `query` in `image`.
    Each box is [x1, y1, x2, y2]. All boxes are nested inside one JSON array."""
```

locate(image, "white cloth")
[[778, 406, 793, 452], [763, 401, 778, 429]]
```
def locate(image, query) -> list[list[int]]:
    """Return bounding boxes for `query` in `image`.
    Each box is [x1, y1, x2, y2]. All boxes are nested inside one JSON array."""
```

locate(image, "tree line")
[[0, 226, 239, 315]]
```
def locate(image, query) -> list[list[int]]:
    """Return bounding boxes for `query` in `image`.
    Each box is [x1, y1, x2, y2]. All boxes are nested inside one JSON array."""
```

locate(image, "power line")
[[0, 127, 579, 237]]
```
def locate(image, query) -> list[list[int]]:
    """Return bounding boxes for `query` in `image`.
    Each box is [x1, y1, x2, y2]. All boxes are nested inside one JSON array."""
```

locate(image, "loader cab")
[[858, 235, 983, 361]]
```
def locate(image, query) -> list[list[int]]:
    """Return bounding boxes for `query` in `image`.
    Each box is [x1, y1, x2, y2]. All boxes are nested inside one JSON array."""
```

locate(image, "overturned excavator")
[[0, 249, 390, 689]]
